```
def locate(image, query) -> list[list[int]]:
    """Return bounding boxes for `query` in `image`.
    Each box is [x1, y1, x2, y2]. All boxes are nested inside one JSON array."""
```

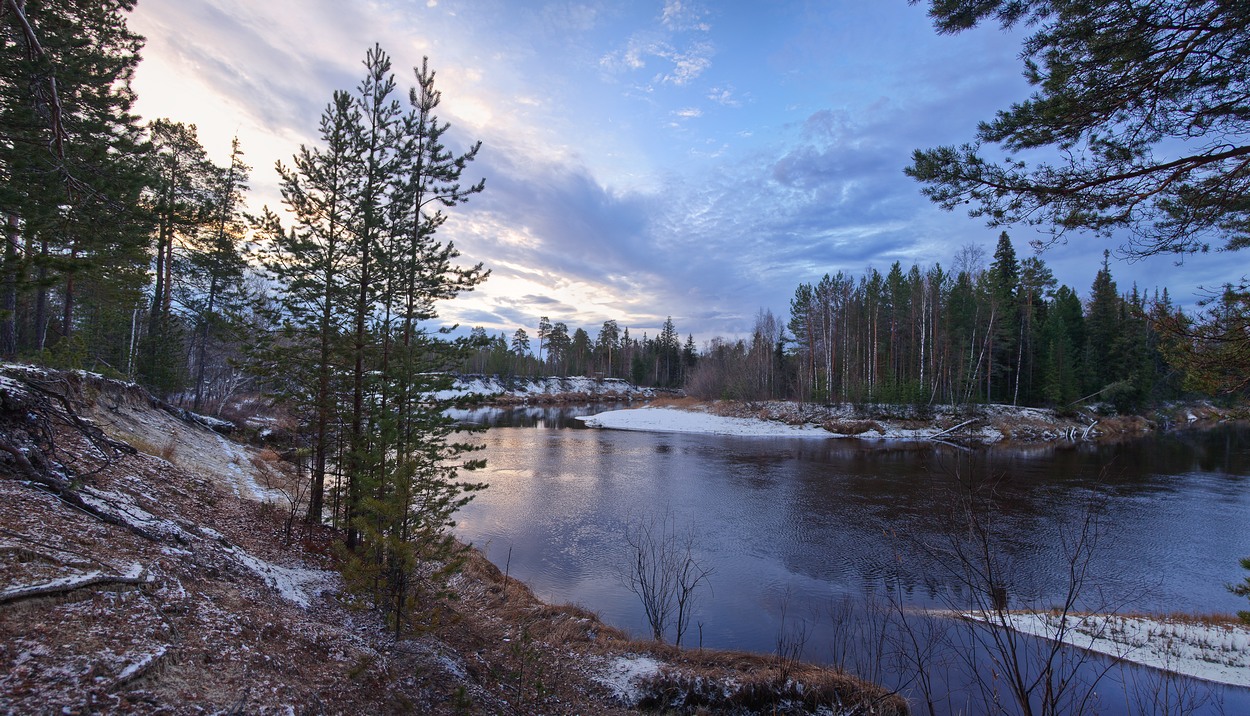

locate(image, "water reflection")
[[453, 407, 1250, 714], [447, 403, 614, 429]]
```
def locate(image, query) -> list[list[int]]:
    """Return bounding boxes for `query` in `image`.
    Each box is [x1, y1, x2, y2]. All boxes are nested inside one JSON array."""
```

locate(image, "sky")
[[126, 0, 1242, 344]]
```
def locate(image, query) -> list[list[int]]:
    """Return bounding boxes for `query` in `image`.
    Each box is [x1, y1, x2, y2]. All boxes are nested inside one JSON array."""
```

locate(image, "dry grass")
[[1095, 414, 1157, 436], [646, 395, 706, 410], [822, 419, 881, 436], [1054, 609, 1247, 629], [632, 649, 909, 715]]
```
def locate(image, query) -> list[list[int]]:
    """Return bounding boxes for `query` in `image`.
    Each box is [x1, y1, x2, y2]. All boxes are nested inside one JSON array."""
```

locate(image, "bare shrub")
[[620, 512, 713, 647]]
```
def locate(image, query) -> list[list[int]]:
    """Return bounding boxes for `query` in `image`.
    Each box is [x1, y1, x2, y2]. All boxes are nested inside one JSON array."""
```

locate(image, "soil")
[[0, 365, 907, 716]]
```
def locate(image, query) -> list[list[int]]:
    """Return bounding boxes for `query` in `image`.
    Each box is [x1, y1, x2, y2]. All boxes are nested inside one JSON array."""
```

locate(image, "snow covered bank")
[[576, 406, 834, 438], [437, 374, 656, 404], [970, 611, 1250, 687], [574, 399, 1190, 444]]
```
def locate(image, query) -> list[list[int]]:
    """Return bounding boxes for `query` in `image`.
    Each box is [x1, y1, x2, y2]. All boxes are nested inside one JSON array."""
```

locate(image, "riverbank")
[[577, 396, 1248, 445], [0, 365, 905, 715], [964, 610, 1250, 688], [439, 374, 660, 405]]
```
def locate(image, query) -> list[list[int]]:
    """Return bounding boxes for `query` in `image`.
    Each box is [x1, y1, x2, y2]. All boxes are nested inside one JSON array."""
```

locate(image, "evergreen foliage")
[[909, 0, 1250, 403], [0, 0, 149, 363], [253, 46, 487, 633], [907, 0, 1250, 257]]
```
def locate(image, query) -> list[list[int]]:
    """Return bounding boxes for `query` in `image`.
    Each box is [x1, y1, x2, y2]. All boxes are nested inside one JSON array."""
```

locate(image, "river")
[[451, 404, 1250, 714]]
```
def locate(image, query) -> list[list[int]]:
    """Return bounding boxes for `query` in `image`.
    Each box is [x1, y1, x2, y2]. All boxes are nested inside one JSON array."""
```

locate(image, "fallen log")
[[0, 567, 148, 606], [929, 418, 978, 441]]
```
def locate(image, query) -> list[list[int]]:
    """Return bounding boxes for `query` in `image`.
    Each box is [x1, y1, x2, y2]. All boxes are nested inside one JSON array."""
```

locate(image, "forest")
[[462, 232, 1231, 414]]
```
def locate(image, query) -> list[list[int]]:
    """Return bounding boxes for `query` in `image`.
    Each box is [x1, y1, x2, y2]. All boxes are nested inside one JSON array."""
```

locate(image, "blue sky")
[[127, 0, 1241, 343]]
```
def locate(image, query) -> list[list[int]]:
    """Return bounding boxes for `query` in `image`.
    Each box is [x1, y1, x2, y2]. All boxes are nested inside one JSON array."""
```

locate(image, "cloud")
[[599, 3, 715, 90], [658, 41, 713, 85], [660, 0, 710, 32], [707, 86, 741, 107]]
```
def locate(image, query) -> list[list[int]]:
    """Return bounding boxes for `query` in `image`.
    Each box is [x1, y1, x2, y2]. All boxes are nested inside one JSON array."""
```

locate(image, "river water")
[[451, 404, 1250, 714]]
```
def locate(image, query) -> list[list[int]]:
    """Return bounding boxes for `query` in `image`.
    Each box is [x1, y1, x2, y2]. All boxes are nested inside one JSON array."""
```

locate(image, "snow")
[[0, 571, 106, 601], [970, 611, 1250, 687], [78, 486, 189, 541], [577, 406, 834, 438], [112, 646, 167, 684], [435, 375, 655, 401], [591, 654, 665, 704], [222, 544, 333, 609], [211, 433, 287, 504]]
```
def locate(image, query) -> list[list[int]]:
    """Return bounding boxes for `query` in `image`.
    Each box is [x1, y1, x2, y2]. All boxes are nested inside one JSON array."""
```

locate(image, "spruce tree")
[[1084, 251, 1123, 397], [987, 232, 1019, 403]]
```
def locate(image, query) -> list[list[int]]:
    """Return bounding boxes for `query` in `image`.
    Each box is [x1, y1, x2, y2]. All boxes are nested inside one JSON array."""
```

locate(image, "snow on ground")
[[590, 654, 666, 705], [435, 375, 655, 401], [78, 485, 190, 541], [222, 544, 333, 609], [209, 432, 288, 504], [971, 612, 1250, 687], [577, 406, 834, 438]]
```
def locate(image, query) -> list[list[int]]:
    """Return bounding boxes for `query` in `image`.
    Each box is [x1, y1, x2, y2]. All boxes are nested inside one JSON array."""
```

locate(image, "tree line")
[[461, 315, 697, 389], [685, 233, 1197, 412]]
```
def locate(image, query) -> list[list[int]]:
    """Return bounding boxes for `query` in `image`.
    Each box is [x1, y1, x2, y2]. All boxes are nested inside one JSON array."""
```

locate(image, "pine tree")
[[0, 0, 149, 363], [342, 48, 487, 633], [536, 315, 552, 369], [138, 119, 217, 394], [257, 88, 363, 525], [187, 137, 249, 412], [595, 319, 619, 377]]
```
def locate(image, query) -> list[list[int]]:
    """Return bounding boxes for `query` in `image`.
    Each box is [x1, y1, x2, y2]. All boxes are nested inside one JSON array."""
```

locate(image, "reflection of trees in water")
[[447, 403, 623, 428]]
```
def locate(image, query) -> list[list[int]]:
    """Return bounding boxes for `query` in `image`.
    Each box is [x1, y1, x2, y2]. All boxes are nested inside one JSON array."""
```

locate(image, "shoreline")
[[571, 397, 1247, 446], [442, 375, 1247, 446]]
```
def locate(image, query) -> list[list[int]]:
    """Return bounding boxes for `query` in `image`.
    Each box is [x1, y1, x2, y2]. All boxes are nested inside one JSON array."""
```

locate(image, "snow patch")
[[436, 375, 655, 401], [223, 544, 333, 609], [78, 486, 189, 541], [112, 646, 167, 684], [591, 654, 665, 705], [971, 611, 1250, 687], [577, 407, 832, 438]]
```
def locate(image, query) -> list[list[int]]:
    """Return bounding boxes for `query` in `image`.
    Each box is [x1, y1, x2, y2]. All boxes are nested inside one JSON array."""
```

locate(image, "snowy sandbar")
[[576, 406, 832, 438]]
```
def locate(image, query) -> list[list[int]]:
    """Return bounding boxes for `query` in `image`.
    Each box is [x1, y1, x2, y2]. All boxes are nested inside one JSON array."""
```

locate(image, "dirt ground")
[[0, 366, 906, 715]]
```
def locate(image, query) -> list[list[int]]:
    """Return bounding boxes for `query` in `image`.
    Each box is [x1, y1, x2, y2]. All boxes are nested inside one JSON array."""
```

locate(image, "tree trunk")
[[192, 277, 216, 412], [1, 212, 20, 357]]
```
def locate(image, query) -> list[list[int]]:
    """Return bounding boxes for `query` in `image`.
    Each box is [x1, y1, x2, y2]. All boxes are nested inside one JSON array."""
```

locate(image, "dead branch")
[[0, 567, 148, 606], [928, 418, 978, 440], [21, 374, 138, 459]]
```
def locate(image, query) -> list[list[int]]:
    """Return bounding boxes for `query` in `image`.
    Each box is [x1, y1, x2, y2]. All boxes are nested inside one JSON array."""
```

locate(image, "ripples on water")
[[453, 405, 1250, 715]]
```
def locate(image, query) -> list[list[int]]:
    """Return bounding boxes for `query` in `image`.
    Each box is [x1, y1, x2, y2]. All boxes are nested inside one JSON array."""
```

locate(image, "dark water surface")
[[451, 405, 1250, 714]]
